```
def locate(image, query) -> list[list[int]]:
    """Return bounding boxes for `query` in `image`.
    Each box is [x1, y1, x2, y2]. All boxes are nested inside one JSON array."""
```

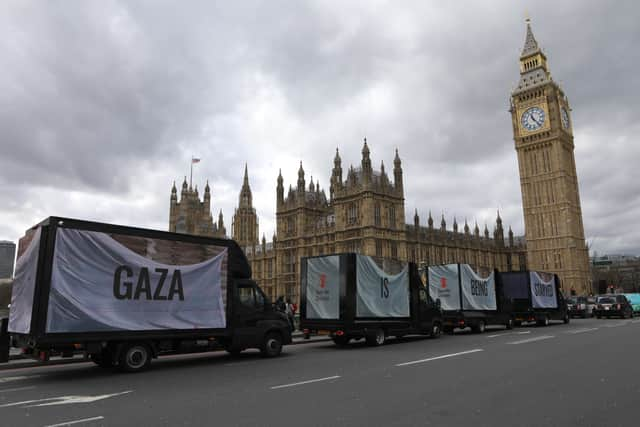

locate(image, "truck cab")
[[228, 279, 292, 355]]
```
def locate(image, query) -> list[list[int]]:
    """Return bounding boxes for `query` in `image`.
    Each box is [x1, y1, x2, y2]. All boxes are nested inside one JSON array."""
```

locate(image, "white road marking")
[[270, 375, 340, 390], [566, 328, 599, 334], [0, 375, 40, 384], [487, 330, 530, 338], [0, 390, 132, 408], [395, 349, 484, 367], [44, 416, 105, 427], [604, 322, 627, 328], [0, 386, 36, 393], [507, 335, 554, 345]]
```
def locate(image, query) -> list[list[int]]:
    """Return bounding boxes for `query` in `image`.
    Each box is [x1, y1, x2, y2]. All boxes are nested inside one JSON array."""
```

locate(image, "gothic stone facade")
[[241, 142, 526, 302], [169, 178, 226, 238]]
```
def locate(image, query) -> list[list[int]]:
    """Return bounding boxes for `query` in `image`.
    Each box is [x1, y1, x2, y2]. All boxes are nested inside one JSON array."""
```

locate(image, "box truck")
[[299, 253, 443, 346], [427, 264, 514, 333], [497, 271, 569, 326], [3, 217, 291, 371]]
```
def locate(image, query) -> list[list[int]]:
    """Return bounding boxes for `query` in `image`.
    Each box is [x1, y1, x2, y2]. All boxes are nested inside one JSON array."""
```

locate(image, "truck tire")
[[261, 332, 283, 357], [471, 321, 486, 334], [118, 343, 151, 372], [365, 329, 386, 346], [505, 318, 514, 330], [332, 335, 350, 347], [430, 322, 442, 338], [564, 314, 570, 324], [537, 316, 549, 327]]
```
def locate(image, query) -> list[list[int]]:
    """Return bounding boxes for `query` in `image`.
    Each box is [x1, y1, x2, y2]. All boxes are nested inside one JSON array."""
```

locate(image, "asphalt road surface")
[[1, 317, 639, 427]]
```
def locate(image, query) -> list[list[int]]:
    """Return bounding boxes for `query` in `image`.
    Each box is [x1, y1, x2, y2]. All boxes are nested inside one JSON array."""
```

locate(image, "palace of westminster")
[[169, 22, 591, 301]]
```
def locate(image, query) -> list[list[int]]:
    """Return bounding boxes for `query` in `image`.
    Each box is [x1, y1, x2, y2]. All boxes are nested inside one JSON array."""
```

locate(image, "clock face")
[[521, 106, 546, 132], [561, 107, 570, 129]]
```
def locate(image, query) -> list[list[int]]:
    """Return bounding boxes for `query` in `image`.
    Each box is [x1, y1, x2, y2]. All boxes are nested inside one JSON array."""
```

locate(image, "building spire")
[[521, 18, 540, 57], [238, 164, 253, 208]]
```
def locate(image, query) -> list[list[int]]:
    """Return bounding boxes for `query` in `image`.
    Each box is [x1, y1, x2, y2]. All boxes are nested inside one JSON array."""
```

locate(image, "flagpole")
[[190, 156, 193, 190]]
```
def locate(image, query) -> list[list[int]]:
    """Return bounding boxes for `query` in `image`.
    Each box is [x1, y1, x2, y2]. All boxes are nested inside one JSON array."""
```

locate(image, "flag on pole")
[[192, 158, 201, 164]]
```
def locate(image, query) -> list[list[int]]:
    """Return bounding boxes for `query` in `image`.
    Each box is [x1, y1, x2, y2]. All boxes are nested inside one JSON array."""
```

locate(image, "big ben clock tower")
[[510, 20, 591, 294]]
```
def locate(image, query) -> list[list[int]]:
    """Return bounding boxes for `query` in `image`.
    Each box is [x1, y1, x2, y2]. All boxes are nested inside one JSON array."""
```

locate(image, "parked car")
[[593, 295, 634, 319], [567, 296, 595, 318], [623, 293, 640, 316]]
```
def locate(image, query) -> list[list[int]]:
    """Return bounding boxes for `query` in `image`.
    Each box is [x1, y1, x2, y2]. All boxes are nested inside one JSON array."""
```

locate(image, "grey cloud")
[[0, 0, 638, 257]]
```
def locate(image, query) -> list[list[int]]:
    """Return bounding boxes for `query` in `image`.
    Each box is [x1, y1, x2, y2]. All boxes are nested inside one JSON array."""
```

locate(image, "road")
[[1, 317, 638, 427]]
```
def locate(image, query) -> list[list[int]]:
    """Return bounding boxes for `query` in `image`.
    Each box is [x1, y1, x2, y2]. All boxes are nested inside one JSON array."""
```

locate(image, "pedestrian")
[[275, 296, 286, 312], [285, 298, 295, 331]]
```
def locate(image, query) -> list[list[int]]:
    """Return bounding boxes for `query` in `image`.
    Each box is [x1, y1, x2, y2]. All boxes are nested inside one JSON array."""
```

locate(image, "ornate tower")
[[510, 20, 590, 293], [232, 164, 259, 248]]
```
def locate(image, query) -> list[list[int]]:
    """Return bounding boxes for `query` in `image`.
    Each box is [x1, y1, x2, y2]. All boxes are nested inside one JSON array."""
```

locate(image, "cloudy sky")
[[1, 0, 638, 256]]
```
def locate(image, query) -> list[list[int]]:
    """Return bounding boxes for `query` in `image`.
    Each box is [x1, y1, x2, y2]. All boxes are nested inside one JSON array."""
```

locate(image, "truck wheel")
[[505, 318, 514, 330], [261, 332, 283, 357], [564, 314, 570, 324], [538, 316, 549, 327], [472, 321, 486, 334], [430, 322, 442, 338], [366, 329, 386, 346], [118, 343, 151, 373], [332, 335, 350, 347]]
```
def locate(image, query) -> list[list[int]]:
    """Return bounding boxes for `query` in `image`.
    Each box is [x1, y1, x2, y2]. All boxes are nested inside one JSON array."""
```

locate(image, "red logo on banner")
[[320, 274, 327, 289], [441, 277, 447, 289]]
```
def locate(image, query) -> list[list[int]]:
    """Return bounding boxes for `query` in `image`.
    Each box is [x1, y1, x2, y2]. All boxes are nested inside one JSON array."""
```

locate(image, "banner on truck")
[[356, 255, 409, 318], [530, 271, 557, 309], [500, 272, 530, 299], [8, 227, 42, 334], [428, 264, 460, 311], [460, 265, 497, 311], [305, 256, 341, 320], [46, 228, 228, 333]]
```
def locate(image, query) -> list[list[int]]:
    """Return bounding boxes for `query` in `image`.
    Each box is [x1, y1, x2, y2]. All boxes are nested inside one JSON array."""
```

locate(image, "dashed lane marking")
[[487, 331, 531, 338], [507, 335, 554, 345], [270, 376, 341, 390], [0, 386, 36, 393], [395, 349, 484, 367], [604, 322, 628, 328], [566, 328, 599, 334], [0, 375, 40, 384], [44, 416, 105, 427]]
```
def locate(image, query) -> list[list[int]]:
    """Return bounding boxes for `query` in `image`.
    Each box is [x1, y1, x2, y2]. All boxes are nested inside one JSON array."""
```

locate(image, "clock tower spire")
[[510, 19, 591, 294]]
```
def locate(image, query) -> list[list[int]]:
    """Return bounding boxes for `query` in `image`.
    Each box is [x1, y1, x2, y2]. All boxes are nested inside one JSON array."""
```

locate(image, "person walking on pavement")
[[285, 298, 295, 331]]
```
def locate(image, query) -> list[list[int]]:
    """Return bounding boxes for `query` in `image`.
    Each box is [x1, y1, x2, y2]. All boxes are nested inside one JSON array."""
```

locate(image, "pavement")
[[0, 317, 639, 426]]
